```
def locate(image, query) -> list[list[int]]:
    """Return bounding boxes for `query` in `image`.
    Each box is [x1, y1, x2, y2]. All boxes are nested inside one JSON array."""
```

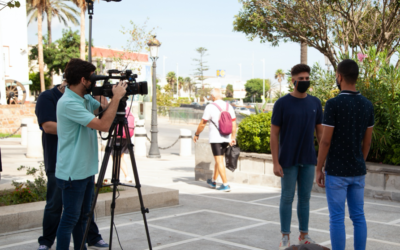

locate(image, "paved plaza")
[[1, 120, 400, 249]]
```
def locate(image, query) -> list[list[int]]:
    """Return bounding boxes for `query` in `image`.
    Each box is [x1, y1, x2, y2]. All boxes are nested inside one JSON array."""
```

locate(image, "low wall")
[[195, 139, 400, 202], [0, 104, 37, 134]]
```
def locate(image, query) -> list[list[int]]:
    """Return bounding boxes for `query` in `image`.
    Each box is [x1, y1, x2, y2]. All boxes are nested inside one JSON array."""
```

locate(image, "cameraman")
[[35, 75, 108, 250], [56, 58, 127, 250]]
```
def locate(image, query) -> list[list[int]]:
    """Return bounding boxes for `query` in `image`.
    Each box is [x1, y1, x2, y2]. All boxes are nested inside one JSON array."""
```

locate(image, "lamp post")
[[261, 59, 265, 103], [147, 36, 161, 158]]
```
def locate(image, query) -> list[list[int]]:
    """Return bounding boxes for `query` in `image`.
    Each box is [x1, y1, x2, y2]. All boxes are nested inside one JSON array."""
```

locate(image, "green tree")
[[27, 0, 79, 45], [166, 71, 176, 93], [29, 29, 83, 77], [226, 84, 234, 97], [274, 69, 285, 94], [29, 72, 51, 92], [184, 77, 195, 99], [27, 0, 47, 92], [244, 78, 270, 101], [234, 0, 400, 69], [193, 47, 209, 88], [2, 0, 21, 9]]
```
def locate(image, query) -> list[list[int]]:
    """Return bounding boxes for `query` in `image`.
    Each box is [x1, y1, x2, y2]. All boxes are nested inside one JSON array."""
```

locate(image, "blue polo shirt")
[[56, 87, 100, 181]]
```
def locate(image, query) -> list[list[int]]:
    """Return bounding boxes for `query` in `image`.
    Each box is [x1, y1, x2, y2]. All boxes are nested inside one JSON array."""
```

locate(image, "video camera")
[[90, 69, 148, 98]]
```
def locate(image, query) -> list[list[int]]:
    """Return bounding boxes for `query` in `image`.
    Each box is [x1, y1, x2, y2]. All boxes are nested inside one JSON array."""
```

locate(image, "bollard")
[[21, 118, 34, 146], [26, 124, 43, 158], [136, 119, 145, 128], [134, 126, 147, 157], [179, 129, 192, 156]]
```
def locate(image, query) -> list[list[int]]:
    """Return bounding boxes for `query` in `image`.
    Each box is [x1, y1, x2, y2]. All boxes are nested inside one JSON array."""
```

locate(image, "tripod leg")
[[80, 127, 116, 250], [124, 124, 153, 250], [108, 121, 124, 249]]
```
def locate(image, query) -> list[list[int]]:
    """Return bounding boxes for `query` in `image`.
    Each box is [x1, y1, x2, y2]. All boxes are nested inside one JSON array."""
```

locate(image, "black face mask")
[[83, 80, 94, 95], [294, 81, 310, 93], [336, 78, 341, 91]]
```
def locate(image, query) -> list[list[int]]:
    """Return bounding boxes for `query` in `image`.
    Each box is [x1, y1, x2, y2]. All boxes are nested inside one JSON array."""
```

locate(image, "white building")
[[0, 0, 31, 105], [202, 75, 246, 98]]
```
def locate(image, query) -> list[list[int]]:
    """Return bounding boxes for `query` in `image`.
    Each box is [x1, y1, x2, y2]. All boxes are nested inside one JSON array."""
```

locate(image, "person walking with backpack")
[[316, 59, 374, 250], [270, 64, 324, 249], [193, 88, 236, 192]]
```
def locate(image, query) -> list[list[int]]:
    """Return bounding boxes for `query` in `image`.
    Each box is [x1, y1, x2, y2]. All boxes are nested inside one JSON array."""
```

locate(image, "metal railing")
[[168, 108, 204, 124]]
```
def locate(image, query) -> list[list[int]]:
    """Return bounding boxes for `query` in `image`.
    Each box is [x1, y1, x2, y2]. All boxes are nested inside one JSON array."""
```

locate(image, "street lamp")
[[147, 35, 161, 158], [261, 59, 265, 103]]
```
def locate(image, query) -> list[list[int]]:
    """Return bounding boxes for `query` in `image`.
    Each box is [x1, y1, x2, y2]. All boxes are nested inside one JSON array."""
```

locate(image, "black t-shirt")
[[271, 94, 323, 168], [323, 90, 374, 177], [35, 86, 63, 173]]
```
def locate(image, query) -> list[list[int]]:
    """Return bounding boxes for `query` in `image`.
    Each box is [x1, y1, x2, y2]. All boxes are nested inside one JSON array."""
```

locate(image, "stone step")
[[0, 185, 179, 234]]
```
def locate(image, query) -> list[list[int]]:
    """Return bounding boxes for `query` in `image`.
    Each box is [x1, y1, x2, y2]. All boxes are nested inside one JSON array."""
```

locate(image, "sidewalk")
[[1, 141, 400, 249]]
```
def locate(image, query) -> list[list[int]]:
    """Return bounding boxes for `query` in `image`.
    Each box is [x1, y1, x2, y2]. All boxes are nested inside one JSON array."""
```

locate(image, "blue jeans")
[[326, 174, 367, 250], [56, 176, 95, 250], [280, 164, 315, 234], [38, 173, 102, 248]]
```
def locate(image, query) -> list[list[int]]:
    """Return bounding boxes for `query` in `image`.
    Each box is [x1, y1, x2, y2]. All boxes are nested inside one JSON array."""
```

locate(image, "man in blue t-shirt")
[[55, 59, 127, 250], [35, 76, 109, 250], [316, 59, 374, 250], [271, 64, 323, 249]]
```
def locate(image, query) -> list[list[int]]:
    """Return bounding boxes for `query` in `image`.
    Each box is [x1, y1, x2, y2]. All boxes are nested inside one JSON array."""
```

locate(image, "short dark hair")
[[291, 64, 311, 76], [337, 59, 359, 84], [64, 58, 96, 86]]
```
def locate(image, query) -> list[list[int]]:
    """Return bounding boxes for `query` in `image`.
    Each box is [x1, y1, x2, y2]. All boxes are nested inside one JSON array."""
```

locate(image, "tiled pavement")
[[1, 154, 400, 250]]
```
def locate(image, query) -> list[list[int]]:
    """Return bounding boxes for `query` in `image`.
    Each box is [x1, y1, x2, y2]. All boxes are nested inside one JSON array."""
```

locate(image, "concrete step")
[[0, 185, 179, 234]]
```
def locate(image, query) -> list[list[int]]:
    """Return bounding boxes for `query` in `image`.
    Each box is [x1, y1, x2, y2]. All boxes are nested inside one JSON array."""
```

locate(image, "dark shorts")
[[210, 143, 229, 156], [111, 138, 130, 155]]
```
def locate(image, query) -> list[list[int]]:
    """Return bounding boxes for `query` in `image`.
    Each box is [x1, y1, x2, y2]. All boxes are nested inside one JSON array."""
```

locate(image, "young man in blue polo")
[[271, 64, 323, 249], [316, 59, 374, 250], [56, 59, 127, 250]]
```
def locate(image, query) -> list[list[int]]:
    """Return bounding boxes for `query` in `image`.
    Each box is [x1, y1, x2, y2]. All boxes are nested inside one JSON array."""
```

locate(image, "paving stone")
[[149, 210, 260, 236], [162, 239, 249, 250]]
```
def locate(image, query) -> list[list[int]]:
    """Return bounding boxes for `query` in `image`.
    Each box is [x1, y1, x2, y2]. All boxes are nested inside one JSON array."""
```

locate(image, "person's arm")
[[270, 124, 283, 177], [94, 95, 109, 113], [87, 83, 127, 132], [42, 121, 57, 135], [316, 126, 335, 187], [362, 127, 373, 160], [316, 124, 323, 144], [230, 120, 237, 146], [193, 119, 207, 143]]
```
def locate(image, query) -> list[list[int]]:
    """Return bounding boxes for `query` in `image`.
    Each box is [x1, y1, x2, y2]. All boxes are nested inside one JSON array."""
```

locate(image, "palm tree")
[[275, 69, 285, 94], [184, 77, 194, 100], [301, 40, 308, 64], [71, 0, 91, 59], [27, 0, 46, 92], [166, 71, 176, 93], [27, 0, 79, 45]]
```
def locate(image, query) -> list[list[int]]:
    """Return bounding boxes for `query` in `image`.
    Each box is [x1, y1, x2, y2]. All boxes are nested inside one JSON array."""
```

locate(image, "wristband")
[[195, 134, 200, 137]]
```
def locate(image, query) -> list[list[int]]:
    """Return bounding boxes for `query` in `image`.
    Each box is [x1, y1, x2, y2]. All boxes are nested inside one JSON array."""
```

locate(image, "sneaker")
[[89, 239, 109, 249], [125, 176, 133, 183], [207, 179, 216, 189], [217, 184, 231, 192], [38, 246, 49, 250], [299, 234, 316, 244], [279, 235, 290, 250]]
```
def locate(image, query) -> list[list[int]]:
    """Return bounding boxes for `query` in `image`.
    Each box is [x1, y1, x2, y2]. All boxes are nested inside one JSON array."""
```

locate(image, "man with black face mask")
[[270, 64, 323, 249], [56, 59, 127, 250]]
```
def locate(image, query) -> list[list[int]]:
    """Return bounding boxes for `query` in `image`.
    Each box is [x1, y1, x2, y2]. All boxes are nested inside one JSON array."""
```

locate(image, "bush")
[[237, 113, 272, 153]]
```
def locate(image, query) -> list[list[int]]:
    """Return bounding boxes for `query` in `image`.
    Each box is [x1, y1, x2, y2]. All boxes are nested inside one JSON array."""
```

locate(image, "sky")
[[27, 0, 329, 90]]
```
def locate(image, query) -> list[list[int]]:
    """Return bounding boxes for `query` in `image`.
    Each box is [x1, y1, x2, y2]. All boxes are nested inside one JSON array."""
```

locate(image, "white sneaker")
[[125, 176, 133, 183], [279, 235, 290, 250], [299, 234, 316, 244]]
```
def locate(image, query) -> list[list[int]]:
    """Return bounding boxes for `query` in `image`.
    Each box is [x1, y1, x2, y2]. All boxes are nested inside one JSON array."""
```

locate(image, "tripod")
[[80, 99, 152, 250]]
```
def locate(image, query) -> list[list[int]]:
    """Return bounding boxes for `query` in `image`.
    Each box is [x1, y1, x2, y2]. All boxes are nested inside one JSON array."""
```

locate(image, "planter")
[[195, 139, 400, 202], [0, 185, 179, 234]]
